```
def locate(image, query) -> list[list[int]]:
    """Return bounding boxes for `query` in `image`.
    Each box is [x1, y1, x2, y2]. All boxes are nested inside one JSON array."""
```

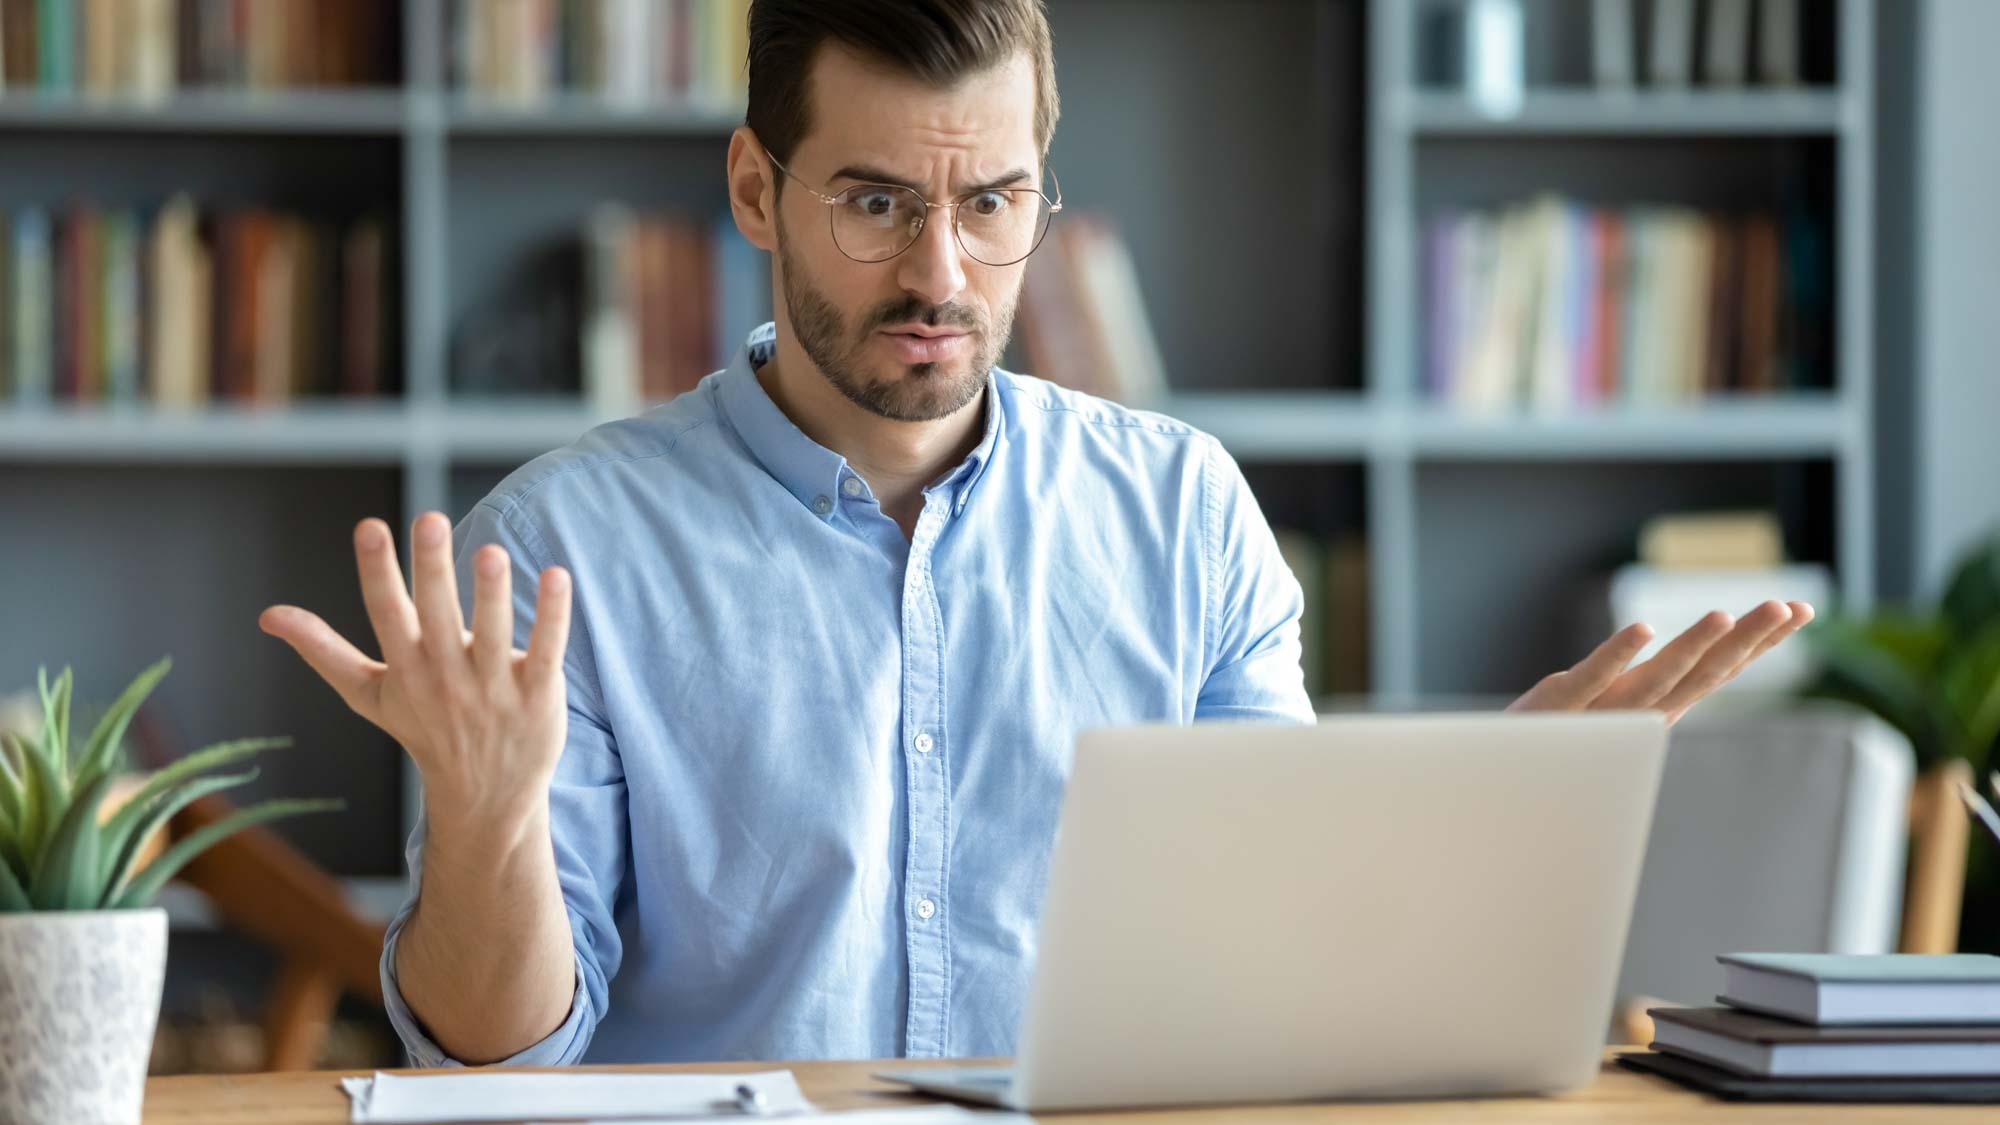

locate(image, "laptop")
[[875, 711, 1670, 1111]]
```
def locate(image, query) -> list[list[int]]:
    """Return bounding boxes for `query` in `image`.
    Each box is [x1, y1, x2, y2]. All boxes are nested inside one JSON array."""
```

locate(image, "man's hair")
[[746, 0, 1060, 177]]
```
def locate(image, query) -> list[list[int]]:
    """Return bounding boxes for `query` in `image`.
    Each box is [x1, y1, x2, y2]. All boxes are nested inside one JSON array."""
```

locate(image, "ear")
[[727, 127, 779, 253]]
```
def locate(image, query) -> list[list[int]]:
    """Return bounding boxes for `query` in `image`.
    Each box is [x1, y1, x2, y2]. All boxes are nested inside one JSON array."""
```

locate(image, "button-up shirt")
[[379, 322, 1313, 1066]]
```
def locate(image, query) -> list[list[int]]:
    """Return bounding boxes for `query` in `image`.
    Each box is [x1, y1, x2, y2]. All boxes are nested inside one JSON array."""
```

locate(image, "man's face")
[[773, 44, 1040, 423]]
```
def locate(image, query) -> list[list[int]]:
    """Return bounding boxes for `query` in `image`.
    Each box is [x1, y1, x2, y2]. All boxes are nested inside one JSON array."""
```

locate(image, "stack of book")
[[1, 196, 391, 407], [450, 0, 751, 108], [0, 0, 395, 94], [1421, 195, 1830, 411], [1621, 953, 2000, 1102]]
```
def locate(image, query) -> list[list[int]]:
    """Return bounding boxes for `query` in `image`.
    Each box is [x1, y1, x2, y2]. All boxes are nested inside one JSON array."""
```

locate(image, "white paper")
[[540, 1109, 1032, 1125], [342, 1068, 812, 1123]]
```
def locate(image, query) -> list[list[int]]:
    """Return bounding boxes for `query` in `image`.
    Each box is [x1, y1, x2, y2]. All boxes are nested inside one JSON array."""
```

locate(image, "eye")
[[968, 192, 1009, 217], [849, 190, 899, 217]]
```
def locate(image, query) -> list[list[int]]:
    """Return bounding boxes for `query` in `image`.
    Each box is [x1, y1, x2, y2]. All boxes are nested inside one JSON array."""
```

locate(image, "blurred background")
[[1, 0, 1996, 1075]]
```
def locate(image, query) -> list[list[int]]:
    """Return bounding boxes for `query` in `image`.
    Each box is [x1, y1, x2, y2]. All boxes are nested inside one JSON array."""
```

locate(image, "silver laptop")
[[875, 711, 1669, 1111]]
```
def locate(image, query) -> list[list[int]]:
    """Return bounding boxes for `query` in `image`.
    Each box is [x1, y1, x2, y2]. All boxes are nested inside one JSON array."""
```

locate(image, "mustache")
[[861, 297, 983, 335]]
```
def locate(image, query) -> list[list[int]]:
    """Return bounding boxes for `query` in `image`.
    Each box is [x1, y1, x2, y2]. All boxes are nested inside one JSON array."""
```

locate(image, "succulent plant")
[[0, 656, 341, 913]]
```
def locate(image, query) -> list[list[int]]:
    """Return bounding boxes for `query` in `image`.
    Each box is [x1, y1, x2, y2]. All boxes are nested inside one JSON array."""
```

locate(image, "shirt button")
[[913, 732, 934, 754], [916, 899, 936, 920], [841, 477, 864, 498], [812, 495, 833, 515]]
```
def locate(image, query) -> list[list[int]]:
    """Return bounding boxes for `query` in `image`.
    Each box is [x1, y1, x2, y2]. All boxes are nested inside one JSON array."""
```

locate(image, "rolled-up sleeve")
[[376, 499, 631, 1067], [1193, 436, 1317, 725]]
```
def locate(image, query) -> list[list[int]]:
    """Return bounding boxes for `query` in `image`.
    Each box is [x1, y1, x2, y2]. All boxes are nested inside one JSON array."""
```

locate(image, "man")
[[259, 0, 1811, 1067]]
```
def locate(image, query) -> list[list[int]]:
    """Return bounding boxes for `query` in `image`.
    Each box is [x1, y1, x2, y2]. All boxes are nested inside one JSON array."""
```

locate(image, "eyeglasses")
[[766, 149, 1062, 267]]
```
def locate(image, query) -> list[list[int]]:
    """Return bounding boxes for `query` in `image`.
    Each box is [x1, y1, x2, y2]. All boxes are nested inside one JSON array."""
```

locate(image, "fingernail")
[[358, 523, 385, 551], [478, 550, 503, 577], [419, 515, 446, 546]]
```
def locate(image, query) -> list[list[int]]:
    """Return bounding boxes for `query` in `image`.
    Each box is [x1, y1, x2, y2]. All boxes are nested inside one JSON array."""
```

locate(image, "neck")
[[755, 338, 986, 535]]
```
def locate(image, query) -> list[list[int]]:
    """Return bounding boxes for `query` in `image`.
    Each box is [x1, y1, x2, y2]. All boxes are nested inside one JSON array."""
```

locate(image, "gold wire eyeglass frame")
[[764, 148, 1063, 267]]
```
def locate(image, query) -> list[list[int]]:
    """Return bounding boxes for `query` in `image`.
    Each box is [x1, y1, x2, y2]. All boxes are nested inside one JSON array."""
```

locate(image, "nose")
[[894, 202, 970, 307]]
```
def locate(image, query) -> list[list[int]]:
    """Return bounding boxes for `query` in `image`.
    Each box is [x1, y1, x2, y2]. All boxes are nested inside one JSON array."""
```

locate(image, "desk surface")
[[142, 1050, 1997, 1123]]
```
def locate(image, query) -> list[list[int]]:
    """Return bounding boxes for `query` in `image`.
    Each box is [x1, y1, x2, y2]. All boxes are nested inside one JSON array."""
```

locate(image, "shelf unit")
[[0, 0, 1879, 890], [1360, 0, 1875, 699]]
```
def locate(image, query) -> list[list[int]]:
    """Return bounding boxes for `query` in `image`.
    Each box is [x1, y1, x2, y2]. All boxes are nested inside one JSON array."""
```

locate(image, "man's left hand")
[[1506, 600, 1815, 727]]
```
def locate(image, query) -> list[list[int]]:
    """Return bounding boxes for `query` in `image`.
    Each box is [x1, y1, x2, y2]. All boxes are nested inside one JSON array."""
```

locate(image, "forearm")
[[395, 796, 577, 1065]]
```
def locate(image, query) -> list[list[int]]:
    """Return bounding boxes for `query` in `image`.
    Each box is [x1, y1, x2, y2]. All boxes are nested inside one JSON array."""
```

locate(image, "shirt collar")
[[716, 322, 1004, 520]]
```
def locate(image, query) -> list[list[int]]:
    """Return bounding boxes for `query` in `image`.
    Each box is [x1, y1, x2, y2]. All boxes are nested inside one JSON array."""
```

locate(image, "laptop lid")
[[1009, 711, 1669, 1110]]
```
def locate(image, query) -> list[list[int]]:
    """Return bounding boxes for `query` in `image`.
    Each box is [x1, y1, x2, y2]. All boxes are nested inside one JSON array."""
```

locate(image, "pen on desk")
[[734, 1081, 769, 1115]]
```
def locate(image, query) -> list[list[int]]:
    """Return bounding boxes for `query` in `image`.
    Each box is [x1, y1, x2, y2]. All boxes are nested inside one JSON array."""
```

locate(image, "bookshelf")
[[0, 0, 1879, 906], [1358, 0, 1875, 700]]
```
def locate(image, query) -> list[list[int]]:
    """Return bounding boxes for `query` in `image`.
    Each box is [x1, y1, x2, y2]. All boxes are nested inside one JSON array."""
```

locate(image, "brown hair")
[[746, 0, 1060, 176]]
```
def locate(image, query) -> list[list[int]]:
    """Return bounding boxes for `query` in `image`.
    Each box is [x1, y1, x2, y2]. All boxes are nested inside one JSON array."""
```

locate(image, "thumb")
[[260, 605, 386, 719]]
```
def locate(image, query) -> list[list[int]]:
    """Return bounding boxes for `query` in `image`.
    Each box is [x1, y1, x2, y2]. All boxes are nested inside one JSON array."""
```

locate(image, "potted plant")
[[1799, 530, 2000, 951], [0, 657, 339, 1124]]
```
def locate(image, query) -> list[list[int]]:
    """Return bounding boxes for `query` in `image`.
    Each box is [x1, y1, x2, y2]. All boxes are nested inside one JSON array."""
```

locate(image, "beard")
[[778, 230, 1015, 423]]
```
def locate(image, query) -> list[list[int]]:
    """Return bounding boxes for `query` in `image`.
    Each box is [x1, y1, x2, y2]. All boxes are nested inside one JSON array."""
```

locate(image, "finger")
[[354, 517, 420, 664], [259, 605, 387, 717], [409, 511, 473, 685], [1507, 623, 1654, 713], [1732, 600, 1815, 674], [1557, 623, 1657, 704], [470, 545, 516, 686], [1653, 601, 1794, 720], [522, 566, 572, 694], [1595, 610, 1736, 711]]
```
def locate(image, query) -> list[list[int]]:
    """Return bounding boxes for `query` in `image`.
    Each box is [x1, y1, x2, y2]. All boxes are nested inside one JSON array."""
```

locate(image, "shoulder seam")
[[488, 416, 717, 523]]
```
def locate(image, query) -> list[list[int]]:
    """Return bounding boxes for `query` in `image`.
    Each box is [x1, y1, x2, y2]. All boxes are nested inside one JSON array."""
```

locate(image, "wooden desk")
[[142, 1050, 1996, 1123]]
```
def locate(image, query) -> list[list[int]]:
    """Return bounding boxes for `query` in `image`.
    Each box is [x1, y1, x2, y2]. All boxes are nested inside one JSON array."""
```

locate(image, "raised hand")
[[257, 512, 573, 821], [1506, 600, 1815, 726]]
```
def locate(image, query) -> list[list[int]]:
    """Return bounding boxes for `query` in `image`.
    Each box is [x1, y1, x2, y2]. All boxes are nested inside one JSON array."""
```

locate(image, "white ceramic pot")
[[0, 908, 167, 1124]]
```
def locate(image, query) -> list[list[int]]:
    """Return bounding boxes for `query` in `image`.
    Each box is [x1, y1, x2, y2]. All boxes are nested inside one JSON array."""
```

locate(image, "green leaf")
[[1801, 617, 1954, 768], [1943, 532, 2000, 643], [111, 798, 344, 910], [94, 737, 292, 876], [0, 851, 28, 913], [26, 770, 117, 911], [37, 667, 73, 784], [1851, 613, 1952, 679], [1941, 620, 2000, 768], [11, 729, 66, 865], [100, 767, 261, 905], [0, 732, 24, 828], [72, 656, 171, 790]]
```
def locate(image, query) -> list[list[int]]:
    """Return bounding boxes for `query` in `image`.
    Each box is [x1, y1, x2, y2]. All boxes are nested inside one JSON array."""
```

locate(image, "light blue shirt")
[[380, 322, 1313, 1066]]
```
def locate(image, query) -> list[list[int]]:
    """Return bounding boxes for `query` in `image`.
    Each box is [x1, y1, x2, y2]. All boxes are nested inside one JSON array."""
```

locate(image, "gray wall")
[[1910, 0, 2000, 597]]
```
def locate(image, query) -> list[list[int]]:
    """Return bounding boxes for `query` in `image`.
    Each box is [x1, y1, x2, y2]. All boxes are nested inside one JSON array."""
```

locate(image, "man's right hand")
[[258, 511, 573, 824]]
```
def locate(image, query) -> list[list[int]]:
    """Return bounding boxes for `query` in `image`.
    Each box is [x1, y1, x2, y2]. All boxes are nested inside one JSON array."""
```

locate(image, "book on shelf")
[[1272, 528, 1371, 705], [572, 204, 769, 413], [1645, 0, 1695, 87], [452, 0, 750, 108], [1758, 0, 1802, 85], [1591, 0, 1799, 89], [1701, 0, 1753, 86], [0, 0, 394, 95], [1, 196, 391, 409], [1421, 195, 1829, 411], [1016, 213, 1169, 407]]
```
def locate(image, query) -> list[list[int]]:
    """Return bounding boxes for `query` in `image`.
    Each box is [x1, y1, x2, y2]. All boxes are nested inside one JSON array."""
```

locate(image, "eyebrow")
[[829, 163, 1035, 195]]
